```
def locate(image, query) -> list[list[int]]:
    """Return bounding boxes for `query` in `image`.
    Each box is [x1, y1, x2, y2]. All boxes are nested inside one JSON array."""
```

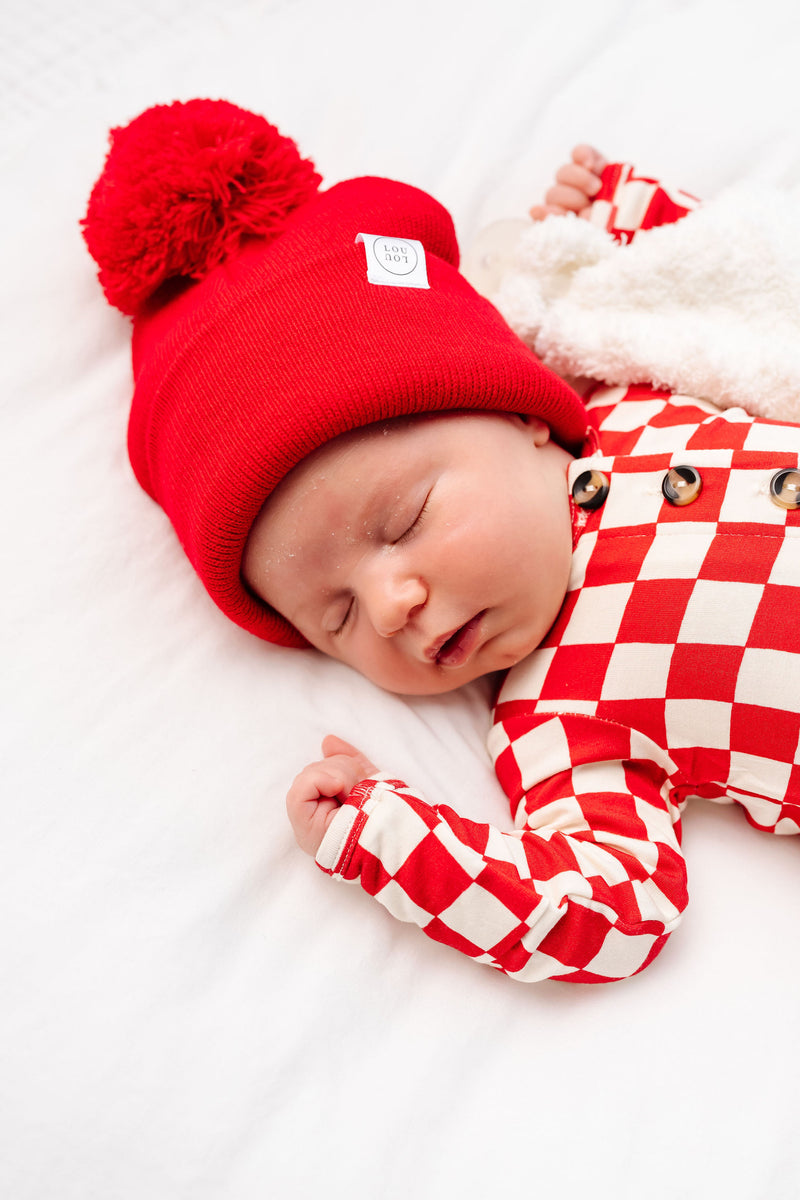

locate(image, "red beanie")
[[82, 99, 587, 646]]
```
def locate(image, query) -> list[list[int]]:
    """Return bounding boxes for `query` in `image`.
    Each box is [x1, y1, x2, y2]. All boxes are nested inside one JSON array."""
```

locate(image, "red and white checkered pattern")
[[588, 161, 699, 243], [496, 382, 800, 819], [314, 165, 800, 984]]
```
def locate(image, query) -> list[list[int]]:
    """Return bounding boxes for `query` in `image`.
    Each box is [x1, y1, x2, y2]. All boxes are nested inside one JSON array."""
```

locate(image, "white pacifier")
[[460, 217, 530, 297]]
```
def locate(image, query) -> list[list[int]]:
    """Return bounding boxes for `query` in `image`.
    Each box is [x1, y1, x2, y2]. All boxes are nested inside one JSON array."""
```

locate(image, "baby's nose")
[[369, 573, 427, 637]]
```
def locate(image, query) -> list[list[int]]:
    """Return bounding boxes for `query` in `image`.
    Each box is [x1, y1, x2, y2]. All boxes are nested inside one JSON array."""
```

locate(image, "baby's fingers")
[[286, 764, 350, 855], [321, 734, 378, 778], [555, 162, 603, 200], [286, 792, 340, 856], [571, 144, 607, 175], [322, 733, 359, 757], [531, 146, 608, 222], [544, 161, 604, 215], [541, 183, 592, 215], [287, 762, 350, 807], [529, 201, 571, 220]]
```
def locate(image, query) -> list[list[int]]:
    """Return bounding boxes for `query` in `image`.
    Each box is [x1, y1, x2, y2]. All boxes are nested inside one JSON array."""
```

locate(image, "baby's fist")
[[530, 145, 607, 221], [286, 735, 378, 856]]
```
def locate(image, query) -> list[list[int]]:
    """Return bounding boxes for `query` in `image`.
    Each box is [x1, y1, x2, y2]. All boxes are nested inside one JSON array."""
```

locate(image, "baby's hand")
[[530, 145, 607, 221], [286, 734, 378, 856]]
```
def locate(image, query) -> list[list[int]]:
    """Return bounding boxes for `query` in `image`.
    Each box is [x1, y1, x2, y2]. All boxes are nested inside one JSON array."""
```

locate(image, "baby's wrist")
[[315, 774, 392, 874]]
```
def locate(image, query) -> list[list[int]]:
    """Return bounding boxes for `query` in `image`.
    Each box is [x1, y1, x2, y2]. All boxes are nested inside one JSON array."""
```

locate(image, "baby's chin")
[[350, 629, 547, 696], [368, 659, 513, 698]]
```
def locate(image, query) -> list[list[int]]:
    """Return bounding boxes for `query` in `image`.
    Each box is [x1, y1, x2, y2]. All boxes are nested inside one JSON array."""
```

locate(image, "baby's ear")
[[524, 416, 551, 446]]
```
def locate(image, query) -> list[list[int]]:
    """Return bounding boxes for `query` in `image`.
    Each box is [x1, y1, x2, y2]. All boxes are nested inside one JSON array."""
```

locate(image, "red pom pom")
[[82, 99, 322, 315]]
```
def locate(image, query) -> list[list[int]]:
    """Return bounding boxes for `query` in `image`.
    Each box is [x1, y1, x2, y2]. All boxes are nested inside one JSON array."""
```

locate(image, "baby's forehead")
[[255, 413, 448, 561], [311, 407, 521, 460], [324, 411, 443, 450], [288, 413, 435, 494], [261, 418, 424, 537], [303, 414, 419, 480], [290, 408, 553, 496]]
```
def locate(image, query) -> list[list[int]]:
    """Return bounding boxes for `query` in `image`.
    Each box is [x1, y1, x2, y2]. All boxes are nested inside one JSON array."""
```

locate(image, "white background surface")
[[2, 2, 799, 1197]]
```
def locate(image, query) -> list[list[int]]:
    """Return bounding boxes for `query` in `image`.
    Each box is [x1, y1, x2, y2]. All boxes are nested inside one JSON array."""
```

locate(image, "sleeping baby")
[[83, 100, 800, 984]]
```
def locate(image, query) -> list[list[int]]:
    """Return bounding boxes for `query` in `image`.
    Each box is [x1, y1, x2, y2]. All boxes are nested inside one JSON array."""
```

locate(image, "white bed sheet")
[[2, 1, 799, 1197]]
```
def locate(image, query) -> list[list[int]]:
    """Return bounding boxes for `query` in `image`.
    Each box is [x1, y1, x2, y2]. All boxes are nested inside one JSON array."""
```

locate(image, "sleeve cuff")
[[316, 801, 363, 873], [315, 774, 395, 876]]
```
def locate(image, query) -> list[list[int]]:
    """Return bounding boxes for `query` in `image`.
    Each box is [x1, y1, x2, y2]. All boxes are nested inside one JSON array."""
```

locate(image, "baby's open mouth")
[[430, 611, 487, 668]]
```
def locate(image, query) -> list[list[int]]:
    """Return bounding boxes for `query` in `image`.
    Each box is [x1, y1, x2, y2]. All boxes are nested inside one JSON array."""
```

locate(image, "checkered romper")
[[315, 164, 799, 984]]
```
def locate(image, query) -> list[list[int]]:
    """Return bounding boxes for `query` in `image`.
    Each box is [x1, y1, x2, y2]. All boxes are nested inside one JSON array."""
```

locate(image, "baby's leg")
[[530, 145, 607, 221]]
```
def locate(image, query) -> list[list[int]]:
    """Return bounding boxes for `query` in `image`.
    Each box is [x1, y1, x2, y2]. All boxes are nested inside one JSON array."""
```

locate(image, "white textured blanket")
[[491, 187, 800, 423]]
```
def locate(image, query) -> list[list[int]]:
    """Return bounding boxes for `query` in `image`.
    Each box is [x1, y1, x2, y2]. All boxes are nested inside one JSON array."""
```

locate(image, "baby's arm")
[[293, 715, 688, 984]]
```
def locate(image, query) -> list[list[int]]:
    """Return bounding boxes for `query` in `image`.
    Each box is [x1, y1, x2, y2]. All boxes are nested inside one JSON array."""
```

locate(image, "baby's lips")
[[425, 625, 456, 662], [434, 611, 487, 668]]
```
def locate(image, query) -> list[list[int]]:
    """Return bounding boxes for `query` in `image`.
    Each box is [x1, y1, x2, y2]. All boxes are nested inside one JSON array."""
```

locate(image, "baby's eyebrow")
[[349, 475, 404, 535]]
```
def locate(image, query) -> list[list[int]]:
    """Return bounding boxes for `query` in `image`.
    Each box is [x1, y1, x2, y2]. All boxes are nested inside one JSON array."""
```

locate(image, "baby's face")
[[243, 411, 574, 695]]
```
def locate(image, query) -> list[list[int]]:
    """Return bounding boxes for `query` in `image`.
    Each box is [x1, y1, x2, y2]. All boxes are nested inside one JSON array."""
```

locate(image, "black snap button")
[[662, 465, 702, 506], [769, 468, 800, 511], [571, 469, 609, 511]]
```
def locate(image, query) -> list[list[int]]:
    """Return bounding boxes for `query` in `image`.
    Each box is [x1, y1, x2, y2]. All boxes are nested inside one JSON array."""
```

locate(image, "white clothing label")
[[355, 233, 429, 289]]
